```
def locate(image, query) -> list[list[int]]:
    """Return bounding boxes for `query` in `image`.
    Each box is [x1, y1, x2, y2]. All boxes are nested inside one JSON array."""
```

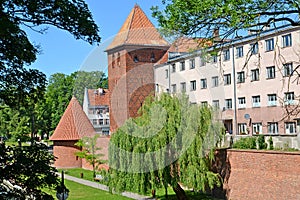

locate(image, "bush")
[[257, 135, 267, 150], [233, 137, 257, 149]]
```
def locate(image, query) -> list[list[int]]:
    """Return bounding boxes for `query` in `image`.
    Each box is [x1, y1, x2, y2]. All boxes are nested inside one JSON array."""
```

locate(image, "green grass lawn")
[[47, 179, 131, 200], [59, 168, 217, 200]]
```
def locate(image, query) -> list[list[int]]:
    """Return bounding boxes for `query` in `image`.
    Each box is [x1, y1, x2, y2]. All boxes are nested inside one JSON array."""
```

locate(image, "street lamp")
[[56, 171, 69, 200]]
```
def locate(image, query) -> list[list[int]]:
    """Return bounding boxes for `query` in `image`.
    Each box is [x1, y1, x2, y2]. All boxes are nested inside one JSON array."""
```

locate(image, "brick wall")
[[53, 141, 82, 168], [108, 47, 167, 133], [213, 149, 300, 200]]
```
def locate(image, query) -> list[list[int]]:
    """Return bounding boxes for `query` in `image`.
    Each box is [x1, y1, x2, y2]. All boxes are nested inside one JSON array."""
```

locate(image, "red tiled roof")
[[87, 89, 110, 107], [50, 97, 96, 141], [156, 37, 213, 65], [106, 4, 169, 51]]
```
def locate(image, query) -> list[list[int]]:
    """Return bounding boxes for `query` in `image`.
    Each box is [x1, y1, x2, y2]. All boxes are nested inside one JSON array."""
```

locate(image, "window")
[[190, 80, 196, 91], [236, 46, 243, 58], [251, 69, 259, 81], [180, 82, 186, 93], [268, 94, 277, 106], [285, 122, 296, 134], [117, 52, 121, 66], [283, 63, 293, 77], [180, 61, 185, 71], [171, 84, 177, 93], [238, 123, 247, 134], [224, 74, 231, 85], [172, 64, 176, 73], [252, 123, 262, 134], [223, 49, 230, 61], [212, 55, 218, 63], [252, 95, 261, 107], [165, 69, 169, 79], [134, 55, 139, 62], [267, 122, 278, 134], [190, 59, 195, 69], [266, 66, 276, 79], [284, 92, 294, 105], [201, 101, 208, 107], [265, 38, 274, 51], [200, 78, 207, 89], [237, 71, 245, 83], [250, 42, 258, 54], [212, 76, 219, 87], [92, 119, 98, 125], [225, 99, 232, 109], [99, 119, 104, 125], [238, 97, 246, 109], [282, 34, 292, 47], [212, 100, 220, 109]]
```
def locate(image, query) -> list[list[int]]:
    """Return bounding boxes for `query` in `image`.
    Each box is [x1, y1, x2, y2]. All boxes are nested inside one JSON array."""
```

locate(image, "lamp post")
[[56, 170, 69, 200]]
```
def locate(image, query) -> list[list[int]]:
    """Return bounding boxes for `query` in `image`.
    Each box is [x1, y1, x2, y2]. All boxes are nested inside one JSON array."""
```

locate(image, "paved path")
[[60, 174, 154, 200]]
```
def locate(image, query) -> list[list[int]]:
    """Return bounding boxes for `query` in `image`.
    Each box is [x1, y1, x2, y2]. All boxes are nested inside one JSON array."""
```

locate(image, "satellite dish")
[[244, 114, 250, 120]]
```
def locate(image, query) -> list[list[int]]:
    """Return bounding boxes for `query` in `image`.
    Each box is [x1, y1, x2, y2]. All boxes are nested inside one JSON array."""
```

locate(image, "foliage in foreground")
[[108, 93, 224, 199], [0, 142, 61, 199]]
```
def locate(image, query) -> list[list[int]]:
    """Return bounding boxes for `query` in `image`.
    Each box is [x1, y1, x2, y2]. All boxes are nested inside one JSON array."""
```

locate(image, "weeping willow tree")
[[108, 93, 224, 199]]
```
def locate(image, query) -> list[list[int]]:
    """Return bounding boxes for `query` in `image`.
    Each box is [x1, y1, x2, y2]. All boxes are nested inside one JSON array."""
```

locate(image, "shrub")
[[257, 135, 267, 150], [233, 137, 257, 149]]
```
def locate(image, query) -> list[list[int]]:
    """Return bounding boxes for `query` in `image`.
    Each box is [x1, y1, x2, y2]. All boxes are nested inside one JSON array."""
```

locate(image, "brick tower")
[[106, 4, 170, 132]]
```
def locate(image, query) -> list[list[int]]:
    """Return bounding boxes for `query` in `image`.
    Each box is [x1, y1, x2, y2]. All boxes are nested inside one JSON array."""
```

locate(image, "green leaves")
[[0, 143, 60, 199], [153, 0, 300, 40], [108, 93, 224, 196]]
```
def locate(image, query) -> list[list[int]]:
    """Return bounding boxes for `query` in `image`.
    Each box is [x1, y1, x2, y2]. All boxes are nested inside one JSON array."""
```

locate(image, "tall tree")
[[108, 94, 223, 199], [0, 0, 100, 106], [152, 0, 300, 41]]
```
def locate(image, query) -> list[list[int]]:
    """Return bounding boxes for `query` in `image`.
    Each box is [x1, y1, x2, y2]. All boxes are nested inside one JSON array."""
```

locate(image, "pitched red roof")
[[87, 89, 110, 107], [106, 4, 169, 51], [50, 97, 96, 141]]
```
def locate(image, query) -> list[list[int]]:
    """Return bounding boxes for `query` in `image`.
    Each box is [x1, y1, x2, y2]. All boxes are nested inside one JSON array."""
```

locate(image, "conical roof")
[[106, 4, 169, 51], [50, 97, 95, 141]]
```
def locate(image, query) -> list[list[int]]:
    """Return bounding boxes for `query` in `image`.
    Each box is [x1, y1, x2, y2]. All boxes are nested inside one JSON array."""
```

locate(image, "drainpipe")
[[232, 44, 238, 135]]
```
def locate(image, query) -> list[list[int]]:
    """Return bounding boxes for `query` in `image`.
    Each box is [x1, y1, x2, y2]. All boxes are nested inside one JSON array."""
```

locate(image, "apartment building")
[[83, 88, 110, 135], [155, 25, 300, 135]]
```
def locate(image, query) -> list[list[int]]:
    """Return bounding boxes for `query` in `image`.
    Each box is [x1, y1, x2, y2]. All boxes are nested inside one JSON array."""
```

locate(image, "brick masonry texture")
[[53, 141, 82, 168], [213, 149, 300, 200]]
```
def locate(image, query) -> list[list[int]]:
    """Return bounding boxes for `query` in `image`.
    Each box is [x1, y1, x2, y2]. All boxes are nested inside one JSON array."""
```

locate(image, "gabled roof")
[[87, 88, 110, 107], [50, 97, 95, 141], [106, 4, 169, 51]]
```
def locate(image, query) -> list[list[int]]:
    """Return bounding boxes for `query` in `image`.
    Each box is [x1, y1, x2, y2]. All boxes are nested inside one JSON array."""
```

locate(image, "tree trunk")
[[172, 183, 187, 200]]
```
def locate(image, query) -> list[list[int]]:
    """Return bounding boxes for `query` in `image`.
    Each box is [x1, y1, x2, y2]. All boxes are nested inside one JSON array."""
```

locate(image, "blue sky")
[[27, 0, 164, 78]]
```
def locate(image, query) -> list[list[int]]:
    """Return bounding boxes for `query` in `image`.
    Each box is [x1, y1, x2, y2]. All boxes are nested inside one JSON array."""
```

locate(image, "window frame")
[[224, 74, 231, 85], [252, 95, 261, 107], [200, 78, 207, 89], [212, 76, 219, 87], [223, 49, 230, 61], [265, 38, 274, 51], [251, 69, 260, 81], [282, 33, 292, 48], [237, 71, 245, 83], [225, 99, 233, 110], [190, 80, 196, 91], [236, 46, 244, 58], [266, 66, 276, 79]]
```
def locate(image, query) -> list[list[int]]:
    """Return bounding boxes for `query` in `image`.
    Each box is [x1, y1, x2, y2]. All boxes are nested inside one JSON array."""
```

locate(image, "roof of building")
[[106, 4, 169, 51], [87, 88, 110, 107], [50, 97, 96, 141]]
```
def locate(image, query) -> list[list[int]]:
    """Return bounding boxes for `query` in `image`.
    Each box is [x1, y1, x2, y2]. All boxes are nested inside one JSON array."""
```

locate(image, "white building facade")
[[155, 25, 300, 135]]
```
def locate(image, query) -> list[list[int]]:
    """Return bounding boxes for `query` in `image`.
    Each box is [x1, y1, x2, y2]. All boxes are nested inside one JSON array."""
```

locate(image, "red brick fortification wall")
[[222, 149, 300, 200], [53, 141, 82, 168]]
